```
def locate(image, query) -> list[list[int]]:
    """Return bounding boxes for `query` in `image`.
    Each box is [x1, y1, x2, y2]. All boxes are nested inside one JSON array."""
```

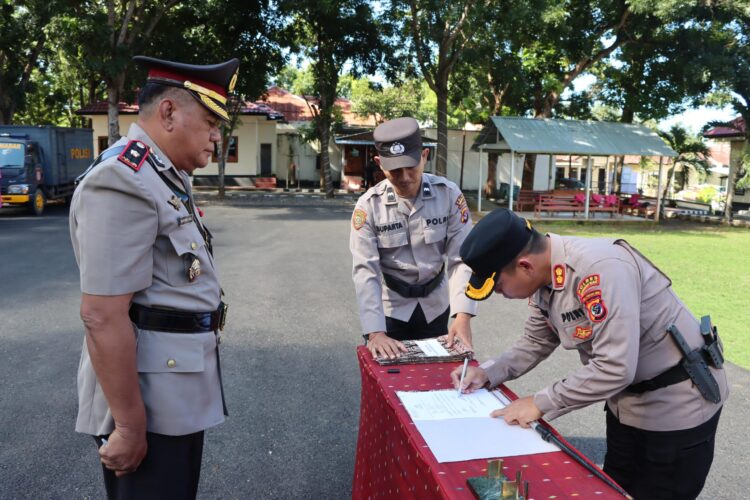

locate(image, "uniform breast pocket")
[[165, 225, 205, 287], [377, 230, 408, 249], [423, 216, 448, 245], [136, 331, 206, 373]]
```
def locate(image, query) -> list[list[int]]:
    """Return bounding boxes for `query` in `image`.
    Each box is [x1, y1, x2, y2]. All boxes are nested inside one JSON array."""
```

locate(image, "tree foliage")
[[278, 0, 388, 197]]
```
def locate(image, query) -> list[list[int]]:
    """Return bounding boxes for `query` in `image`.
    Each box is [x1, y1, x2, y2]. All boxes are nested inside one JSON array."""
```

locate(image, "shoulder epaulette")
[[117, 140, 149, 171]]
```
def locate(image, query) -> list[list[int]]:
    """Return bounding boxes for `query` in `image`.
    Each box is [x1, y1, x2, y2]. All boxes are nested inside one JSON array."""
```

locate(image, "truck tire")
[[29, 188, 46, 216]]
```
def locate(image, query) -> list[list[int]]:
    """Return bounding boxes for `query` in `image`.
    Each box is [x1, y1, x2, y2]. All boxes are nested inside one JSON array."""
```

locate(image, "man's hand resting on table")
[[367, 332, 408, 360], [491, 396, 543, 428]]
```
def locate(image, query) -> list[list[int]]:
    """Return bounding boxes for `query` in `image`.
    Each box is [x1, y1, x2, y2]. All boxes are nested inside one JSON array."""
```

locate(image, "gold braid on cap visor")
[[465, 272, 496, 301], [195, 93, 229, 121]]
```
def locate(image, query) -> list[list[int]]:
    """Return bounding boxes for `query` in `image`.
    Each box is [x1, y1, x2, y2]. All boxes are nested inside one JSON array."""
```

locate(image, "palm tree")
[[658, 125, 710, 200]]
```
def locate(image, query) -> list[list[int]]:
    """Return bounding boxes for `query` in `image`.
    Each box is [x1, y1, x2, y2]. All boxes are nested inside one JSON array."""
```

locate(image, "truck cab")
[[0, 126, 93, 216], [0, 139, 46, 214]]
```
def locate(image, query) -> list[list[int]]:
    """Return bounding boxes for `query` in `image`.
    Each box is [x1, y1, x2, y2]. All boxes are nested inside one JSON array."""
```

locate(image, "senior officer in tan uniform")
[[69, 55, 237, 499], [350, 117, 478, 360], [452, 208, 728, 499]]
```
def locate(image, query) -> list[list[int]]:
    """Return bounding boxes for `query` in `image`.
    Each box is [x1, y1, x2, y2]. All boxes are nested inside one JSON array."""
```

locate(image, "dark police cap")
[[133, 55, 240, 122], [373, 117, 423, 171], [460, 208, 534, 301]]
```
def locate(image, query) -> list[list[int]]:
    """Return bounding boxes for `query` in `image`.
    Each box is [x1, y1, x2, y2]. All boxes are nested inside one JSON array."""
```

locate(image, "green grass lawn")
[[528, 220, 750, 370]]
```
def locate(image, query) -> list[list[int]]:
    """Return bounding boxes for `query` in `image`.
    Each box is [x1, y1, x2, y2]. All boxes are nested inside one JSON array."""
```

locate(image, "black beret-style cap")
[[459, 208, 534, 301], [133, 55, 240, 122], [373, 117, 423, 171]]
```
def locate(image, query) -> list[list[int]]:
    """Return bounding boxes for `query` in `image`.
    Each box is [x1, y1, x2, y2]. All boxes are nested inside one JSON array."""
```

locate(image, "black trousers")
[[385, 304, 450, 341], [94, 431, 204, 500], [603, 406, 721, 500]]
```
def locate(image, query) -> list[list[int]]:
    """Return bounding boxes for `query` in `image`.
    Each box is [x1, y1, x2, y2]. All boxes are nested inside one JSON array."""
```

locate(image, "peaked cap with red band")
[[133, 55, 240, 122], [460, 208, 535, 301]]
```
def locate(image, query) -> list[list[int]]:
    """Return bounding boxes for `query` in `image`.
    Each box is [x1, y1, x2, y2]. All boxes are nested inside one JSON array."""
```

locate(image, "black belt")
[[626, 364, 690, 394], [626, 349, 711, 394], [129, 302, 228, 333], [382, 265, 444, 298]]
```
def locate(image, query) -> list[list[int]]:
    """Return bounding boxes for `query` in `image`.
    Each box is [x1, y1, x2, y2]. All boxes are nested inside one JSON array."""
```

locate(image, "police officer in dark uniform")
[[453, 208, 728, 499], [69, 55, 237, 499]]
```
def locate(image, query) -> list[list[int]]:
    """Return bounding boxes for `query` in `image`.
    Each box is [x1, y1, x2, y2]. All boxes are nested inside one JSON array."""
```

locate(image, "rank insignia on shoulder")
[[117, 140, 149, 171], [553, 264, 566, 288], [422, 182, 432, 197], [385, 187, 397, 204], [352, 208, 367, 230]]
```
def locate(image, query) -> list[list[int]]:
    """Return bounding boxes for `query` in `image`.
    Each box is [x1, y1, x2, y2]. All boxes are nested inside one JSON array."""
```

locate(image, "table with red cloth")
[[352, 346, 625, 499]]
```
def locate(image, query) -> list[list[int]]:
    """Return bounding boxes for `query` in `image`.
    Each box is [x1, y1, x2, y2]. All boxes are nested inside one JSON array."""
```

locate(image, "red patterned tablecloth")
[[352, 346, 624, 500]]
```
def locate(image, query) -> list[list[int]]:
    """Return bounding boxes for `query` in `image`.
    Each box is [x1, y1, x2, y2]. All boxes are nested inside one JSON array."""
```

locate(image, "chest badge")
[[574, 326, 593, 340], [168, 195, 182, 210], [187, 257, 201, 282]]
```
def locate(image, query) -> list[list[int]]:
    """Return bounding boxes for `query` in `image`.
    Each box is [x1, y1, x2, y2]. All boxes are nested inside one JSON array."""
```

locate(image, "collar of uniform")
[[548, 233, 567, 291]]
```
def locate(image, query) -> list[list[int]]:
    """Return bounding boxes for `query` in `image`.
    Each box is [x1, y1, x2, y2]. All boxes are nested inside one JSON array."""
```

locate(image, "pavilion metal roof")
[[473, 116, 676, 157]]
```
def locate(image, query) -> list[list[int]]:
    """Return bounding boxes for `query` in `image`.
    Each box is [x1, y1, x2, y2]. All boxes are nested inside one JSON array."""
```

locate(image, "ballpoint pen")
[[457, 356, 469, 397]]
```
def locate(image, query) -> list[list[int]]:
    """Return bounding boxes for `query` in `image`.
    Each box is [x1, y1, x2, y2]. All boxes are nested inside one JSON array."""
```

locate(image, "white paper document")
[[414, 338, 450, 357], [397, 389, 559, 463], [397, 388, 504, 420]]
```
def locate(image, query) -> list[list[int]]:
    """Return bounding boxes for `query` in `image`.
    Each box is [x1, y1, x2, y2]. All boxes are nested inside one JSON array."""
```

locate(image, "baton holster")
[[668, 323, 722, 404]]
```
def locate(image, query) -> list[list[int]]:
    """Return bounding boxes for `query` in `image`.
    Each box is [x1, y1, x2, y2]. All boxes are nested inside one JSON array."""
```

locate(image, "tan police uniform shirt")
[[481, 233, 728, 432], [69, 123, 225, 437], [350, 173, 478, 335]]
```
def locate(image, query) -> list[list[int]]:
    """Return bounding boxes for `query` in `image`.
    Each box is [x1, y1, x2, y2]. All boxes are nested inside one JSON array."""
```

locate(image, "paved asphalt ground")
[[1, 193, 748, 499]]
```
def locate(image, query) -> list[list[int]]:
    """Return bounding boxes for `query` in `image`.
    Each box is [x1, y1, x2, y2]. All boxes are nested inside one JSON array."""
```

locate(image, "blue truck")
[[0, 125, 93, 216]]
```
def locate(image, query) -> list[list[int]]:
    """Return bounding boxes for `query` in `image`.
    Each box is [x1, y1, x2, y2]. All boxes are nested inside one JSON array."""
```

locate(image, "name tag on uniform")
[[178, 215, 194, 226], [375, 219, 406, 233]]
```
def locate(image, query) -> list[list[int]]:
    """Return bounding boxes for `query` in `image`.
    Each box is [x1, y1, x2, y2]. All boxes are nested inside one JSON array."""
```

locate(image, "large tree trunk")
[[521, 154, 535, 191], [318, 113, 334, 198], [613, 156, 624, 194], [484, 152, 497, 197], [435, 86, 449, 177], [106, 73, 125, 146]]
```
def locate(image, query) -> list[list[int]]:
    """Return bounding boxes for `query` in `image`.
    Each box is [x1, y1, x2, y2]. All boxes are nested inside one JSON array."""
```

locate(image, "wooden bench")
[[252, 177, 277, 189], [587, 194, 620, 217], [534, 194, 584, 217], [516, 190, 548, 212]]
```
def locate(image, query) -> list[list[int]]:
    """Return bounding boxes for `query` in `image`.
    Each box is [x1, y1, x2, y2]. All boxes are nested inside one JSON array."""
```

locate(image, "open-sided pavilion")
[[472, 117, 677, 220]]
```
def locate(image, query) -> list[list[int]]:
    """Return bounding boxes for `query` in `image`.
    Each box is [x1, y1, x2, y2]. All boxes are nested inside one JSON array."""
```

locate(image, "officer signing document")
[[350, 117, 478, 359], [452, 208, 728, 499], [69, 55, 236, 499]]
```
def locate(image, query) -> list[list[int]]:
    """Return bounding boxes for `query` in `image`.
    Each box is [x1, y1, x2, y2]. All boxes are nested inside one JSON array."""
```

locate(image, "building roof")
[[335, 130, 437, 146], [703, 116, 746, 139], [473, 116, 677, 157], [76, 99, 284, 120], [262, 86, 374, 126]]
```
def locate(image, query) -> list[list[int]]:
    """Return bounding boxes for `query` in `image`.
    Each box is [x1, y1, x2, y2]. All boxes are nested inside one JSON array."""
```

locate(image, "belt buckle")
[[218, 302, 228, 331]]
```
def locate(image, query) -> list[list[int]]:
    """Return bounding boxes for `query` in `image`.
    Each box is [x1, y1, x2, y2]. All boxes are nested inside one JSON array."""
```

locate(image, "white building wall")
[[87, 113, 278, 177]]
